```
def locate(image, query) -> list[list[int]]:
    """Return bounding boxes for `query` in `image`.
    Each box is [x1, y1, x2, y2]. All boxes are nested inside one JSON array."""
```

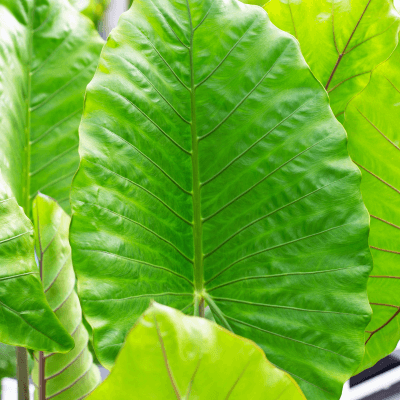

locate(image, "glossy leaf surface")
[[0, 176, 73, 352], [0, 0, 103, 216], [344, 44, 400, 373], [70, 0, 372, 398], [264, 0, 400, 121], [87, 303, 305, 400], [32, 194, 100, 400]]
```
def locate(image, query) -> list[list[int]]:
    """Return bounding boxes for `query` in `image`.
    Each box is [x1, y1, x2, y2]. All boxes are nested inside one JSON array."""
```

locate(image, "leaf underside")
[[345, 43, 400, 373], [32, 194, 100, 400], [87, 303, 306, 400], [264, 0, 400, 121], [70, 0, 372, 398]]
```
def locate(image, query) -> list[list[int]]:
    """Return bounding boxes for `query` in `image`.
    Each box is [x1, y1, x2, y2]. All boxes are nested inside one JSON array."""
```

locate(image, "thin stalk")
[[16, 347, 29, 400], [39, 352, 46, 400]]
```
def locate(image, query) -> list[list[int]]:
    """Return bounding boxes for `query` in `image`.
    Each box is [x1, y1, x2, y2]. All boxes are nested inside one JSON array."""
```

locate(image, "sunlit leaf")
[[87, 303, 305, 400], [264, 0, 400, 121], [344, 42, 400, 373], [70, 0, 372, 398]]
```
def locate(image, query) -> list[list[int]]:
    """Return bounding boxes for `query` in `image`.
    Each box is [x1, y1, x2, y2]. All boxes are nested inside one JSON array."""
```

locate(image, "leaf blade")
[[87, 303, 306, 400], [32, 194, 100, 400], [70, 0, 372, 398]]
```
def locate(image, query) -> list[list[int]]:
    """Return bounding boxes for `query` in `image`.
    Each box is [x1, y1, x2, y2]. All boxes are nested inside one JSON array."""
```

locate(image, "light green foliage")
[[32, 194, 100, 400], [264, 0, 400, 121], [69, 0, 110, 26], [87, 303, 306, 400], [345, 44, 400, 373], [69, 0, 372, 398], [0, 0, 102, 354], [0, 0, 103, 216], [0, 175, 73, 352]]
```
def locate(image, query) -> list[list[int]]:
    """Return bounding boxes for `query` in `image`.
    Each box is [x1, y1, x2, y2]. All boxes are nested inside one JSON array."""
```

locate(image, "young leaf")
[[0, 0, 103, 216], [87, 303, 306, 400], [344, 43, 400, 373], [32, 194, 100, 400], [264, 0, 400, 121], [0, 175, 73, 352], [70, 0, 372, 398]]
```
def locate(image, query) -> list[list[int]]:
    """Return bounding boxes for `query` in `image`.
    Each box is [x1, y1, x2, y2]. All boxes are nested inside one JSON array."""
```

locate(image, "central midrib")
[[186, 1, 204, 317]]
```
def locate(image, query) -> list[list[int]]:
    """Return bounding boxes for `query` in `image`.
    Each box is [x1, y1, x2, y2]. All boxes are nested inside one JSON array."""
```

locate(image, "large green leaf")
[[32, 194, 100, 400], [0, 0, 103, 216], [87, 303, 305, 400], [344, 43, 400, 373], [264, 0, 400, 121], [0, 175, 73, 352], [70, 0, 372, 398]]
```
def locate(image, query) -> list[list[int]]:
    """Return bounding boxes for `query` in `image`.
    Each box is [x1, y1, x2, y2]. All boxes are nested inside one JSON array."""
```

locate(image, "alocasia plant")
[[0, 0, 103, 396], [264, 0, 400, 121], [32, 194, 100, 400], [344, 43, 400, 373], [87, 303, 306, 399], [69, 0, 372, 398]]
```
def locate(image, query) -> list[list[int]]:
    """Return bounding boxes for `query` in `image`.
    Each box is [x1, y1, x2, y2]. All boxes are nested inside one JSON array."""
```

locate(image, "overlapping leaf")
[[32, 194, 100, 400], [0, 175, 72, 352], [87, 303, 305, 400], [70, 0, 372, 398], [0, 0, 103, 216], [344, 43, 400, 373], [264, 0, 400, 121]]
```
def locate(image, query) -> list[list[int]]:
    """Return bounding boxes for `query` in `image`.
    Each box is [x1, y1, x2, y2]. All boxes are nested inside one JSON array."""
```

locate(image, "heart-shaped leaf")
[[32, 194, 100, 400], [87, 303, 306, 400], [264, 0, 400, 121], [344, 43, 400, 373], [70, 0, 372, 398]]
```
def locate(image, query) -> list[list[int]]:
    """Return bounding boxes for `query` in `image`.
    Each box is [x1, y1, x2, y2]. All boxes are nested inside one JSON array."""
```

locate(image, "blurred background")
[[2, 0, 400, 399]]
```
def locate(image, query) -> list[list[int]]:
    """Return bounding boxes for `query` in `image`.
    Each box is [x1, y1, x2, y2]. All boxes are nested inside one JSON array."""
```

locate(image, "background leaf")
[[0, 175, 73, 352], [344, 42, 400, 373], [69, 0, 111, 26], [32, 194, 100, 400], [0, 0, 103, 216], [87, 303, 306, 400], [70, 0, 372, 398], [264, 0, 400, 121]]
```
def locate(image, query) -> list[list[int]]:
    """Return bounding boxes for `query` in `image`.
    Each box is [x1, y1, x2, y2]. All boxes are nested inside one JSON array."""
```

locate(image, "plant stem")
[[16, 347, 29, 400], [39, 352, 46, 400]]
